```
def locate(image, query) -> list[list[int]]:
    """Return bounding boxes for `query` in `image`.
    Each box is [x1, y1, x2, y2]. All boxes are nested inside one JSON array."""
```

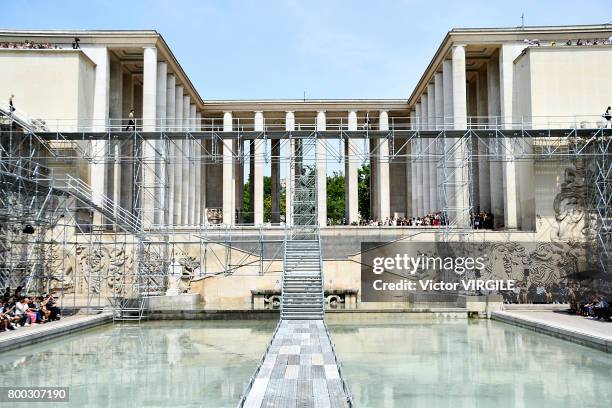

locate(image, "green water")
[[2, 318, 610, 407], [0, 320, 276, 407], [328, 318, 612, 408]]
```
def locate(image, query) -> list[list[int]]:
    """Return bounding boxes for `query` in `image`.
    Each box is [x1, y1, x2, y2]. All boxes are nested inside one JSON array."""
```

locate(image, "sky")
[[2, 0, 610, 101]]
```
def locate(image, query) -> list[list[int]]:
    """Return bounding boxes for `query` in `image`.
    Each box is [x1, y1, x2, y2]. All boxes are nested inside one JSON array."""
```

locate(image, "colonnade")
[[85, 43, 533, 230], [409, 43, 531, 229]]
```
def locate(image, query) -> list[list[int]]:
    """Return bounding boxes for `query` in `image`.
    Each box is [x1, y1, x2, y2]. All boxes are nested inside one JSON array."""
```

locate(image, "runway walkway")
[[241, 319, 351, 408]]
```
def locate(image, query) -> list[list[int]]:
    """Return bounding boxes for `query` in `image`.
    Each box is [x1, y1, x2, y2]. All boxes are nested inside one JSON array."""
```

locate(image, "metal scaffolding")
[[1, 111, 610, 318]]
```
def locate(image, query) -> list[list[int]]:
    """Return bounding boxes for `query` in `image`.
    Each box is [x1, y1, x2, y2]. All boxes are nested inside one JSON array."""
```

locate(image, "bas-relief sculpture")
[[551, 162, 596, 242]]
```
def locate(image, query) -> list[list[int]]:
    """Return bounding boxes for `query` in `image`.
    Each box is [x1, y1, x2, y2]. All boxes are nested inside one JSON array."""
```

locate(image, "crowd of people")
[[328, 210, 497, 229], [0, 286, 61, 333], [0, 40, 59, 50], [524, 36, 612, 46], [500, 282, 611, 321], [471, 211, 494, 229], [329, 212, 451, 227], [574, 294, 611, 321], [502, 282, 581, 304]]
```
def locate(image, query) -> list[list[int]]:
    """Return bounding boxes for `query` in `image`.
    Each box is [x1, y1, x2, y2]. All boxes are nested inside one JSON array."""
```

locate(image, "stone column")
[[316, 110, 327, 226], [189, 103, 197, 224], [141, 46, 158, 228], [165, 73, 175, 225], [271, 137, 281, 223], [434, 72, 444, 213], [222, 111, 234, 225], [409, 110, 417, 217], [377, 110, 390, 221], [487, 56, 503, 228], [196, 111, 204, 225], [154, 61, 167, 226], [434, 73, 444, 130], [253, 111, 265, 225], [452, 45, 469, 227], [427, 83, 435, 131], [443, 60, 453, 128], [500, 44, 524, 229], [427, 83, 437, 212], [85, 46, 109, 225], [452, 45, 467, 130], [477, 68, 491, 213], [345, 110, 359, 224], [404, 137, 412, 218], [415, 103, 423, 216], [142, 47, 157, 130], [249, 140, 255, 222], [234, 141, 244, 225], [181, 95, 190, 224], [441, 59, 454, 216], [108, 56, 122, 220], [285, 111, 295, 225], [120, 73, 134, 214], [369, 137, 378, 221], [420, 94, 430, 213], [173, 85, 183, 225]]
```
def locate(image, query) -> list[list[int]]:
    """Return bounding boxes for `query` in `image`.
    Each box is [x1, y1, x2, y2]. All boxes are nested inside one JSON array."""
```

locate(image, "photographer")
[[42, 293, 61, 321]]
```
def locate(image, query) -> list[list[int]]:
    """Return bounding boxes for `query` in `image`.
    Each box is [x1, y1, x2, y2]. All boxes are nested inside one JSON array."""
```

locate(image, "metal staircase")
[[0, 140, 165, 321], [280, 132, 325, 320], [281, 238, 324, 320]]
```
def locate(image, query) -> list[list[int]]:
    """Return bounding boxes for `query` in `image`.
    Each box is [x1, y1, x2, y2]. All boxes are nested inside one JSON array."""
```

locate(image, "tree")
[[358, 163, 370, 221], [326, 171, 345, 224], [242, 176, 286, 224]]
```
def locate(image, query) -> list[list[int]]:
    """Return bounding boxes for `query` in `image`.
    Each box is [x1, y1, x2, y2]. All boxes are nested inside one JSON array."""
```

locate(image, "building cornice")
[[407, 24, 612, 108]]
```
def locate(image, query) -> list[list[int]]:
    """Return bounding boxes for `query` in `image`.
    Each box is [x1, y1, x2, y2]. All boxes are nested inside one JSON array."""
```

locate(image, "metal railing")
[[12, 114, 612, 133], [63, 175, 141, 233]]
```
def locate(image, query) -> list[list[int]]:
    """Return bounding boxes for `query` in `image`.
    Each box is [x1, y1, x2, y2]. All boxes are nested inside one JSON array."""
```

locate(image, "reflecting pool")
[[328, 318, 612, 408], [0, 320, 276, 407]]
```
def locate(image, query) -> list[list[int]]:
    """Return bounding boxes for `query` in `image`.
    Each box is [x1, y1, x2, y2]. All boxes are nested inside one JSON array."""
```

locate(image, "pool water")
[[0, 320, 276, 407], [328, 318, 612, 408], [2, 318, 611, 407]]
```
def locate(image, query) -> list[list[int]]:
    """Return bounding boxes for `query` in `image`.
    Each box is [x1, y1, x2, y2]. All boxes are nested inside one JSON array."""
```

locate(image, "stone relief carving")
[[46, 241, 75, 292], [177, 255, 199, 293], [76, 244, 133, 294], [263, 294, 281, 309], [325, 294, 345, 308], [551, 163, 595, 242], [107, 246, 133, 294]]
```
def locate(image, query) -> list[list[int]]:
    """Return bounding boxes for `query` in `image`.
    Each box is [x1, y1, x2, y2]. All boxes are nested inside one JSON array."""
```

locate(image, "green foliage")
[[326, 171, 345, 224], [241, 163, 369, 224], [242, 176, 285, 224], [358, 163, 371, 220]]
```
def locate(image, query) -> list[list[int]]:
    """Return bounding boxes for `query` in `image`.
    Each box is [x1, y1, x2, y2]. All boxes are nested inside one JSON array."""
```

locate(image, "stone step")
[[281, 313, 324, 319], [282, 302, 323, 307], [284, 279, 322, 283], [283, 286, 321, 294], [283, 287, 322, 292], [281, 304, 323, 309]]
